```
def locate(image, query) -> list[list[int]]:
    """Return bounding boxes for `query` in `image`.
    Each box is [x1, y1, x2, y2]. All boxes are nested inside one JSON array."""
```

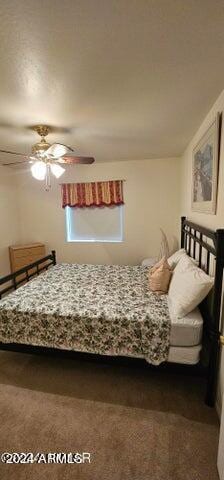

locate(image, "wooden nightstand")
[[9, 243, 46, 273]]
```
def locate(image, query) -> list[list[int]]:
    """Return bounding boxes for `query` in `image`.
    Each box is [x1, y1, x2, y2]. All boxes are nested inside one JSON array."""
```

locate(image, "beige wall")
[[15, 157, 180, 266], [0, 166, 20, 276], [180, 89, 224, 414]]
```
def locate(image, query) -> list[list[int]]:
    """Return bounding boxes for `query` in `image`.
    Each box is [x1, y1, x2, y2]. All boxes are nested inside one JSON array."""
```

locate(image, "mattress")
[[117, 345, 202, 365], [169, 307, 203, 347], [168, 345, 202, 365]]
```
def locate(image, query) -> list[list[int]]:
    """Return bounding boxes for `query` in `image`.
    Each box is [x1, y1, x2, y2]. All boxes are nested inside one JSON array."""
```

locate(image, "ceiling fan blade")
[[0, 149, 28, 157], [58, 156, 95, 164], [45, 143, 73, 158], [2, 160, 30, 166]]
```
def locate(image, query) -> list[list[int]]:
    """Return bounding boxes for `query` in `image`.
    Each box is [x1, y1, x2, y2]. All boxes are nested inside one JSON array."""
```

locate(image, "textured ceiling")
[[0, 0, 224, 164]]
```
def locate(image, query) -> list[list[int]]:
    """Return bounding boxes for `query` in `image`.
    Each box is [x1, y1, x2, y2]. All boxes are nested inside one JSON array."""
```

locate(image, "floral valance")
[[61, 180, 124, 208]]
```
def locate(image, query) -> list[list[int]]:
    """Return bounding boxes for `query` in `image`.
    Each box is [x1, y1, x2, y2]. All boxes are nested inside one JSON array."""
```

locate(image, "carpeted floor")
[[0, 351, 219, 479]]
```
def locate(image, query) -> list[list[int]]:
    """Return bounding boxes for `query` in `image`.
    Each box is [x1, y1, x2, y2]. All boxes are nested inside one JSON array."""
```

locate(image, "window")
[[65, 205, 124, 243]]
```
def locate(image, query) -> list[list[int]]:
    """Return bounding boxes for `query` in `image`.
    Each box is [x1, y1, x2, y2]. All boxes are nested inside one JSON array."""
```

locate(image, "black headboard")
[[181, 216, 224, 334]]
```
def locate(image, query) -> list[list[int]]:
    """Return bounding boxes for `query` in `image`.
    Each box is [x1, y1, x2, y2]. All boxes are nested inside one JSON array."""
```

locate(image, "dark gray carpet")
[[0, 351, 219, 479]]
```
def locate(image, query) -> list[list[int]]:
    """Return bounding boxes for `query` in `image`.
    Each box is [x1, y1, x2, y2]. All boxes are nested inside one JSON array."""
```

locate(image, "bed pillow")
[[168, 255, 214, 317], [167, 248, 186, 269], [172, 252, 198, 272], [149, 258, 172, 294], [152, 250, 195, 273], [150, 256, 166, 274], [141, 257, 157, 267], [168, 249, 198, 270]]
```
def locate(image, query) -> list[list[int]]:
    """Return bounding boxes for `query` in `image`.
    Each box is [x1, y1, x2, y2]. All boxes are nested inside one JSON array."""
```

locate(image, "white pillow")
[[172, 253, 198, 272], [167, 248, 186, 269], [168, 255, 214, 318], [141, 257, 157, 267], [168, 249, 198, 270]]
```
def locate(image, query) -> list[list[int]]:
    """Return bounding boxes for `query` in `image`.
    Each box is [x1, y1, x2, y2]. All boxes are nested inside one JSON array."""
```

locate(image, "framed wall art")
[[192, 113, 221, 214]]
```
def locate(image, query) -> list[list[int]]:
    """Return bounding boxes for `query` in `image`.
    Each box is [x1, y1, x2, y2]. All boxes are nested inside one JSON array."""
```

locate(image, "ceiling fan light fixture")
[[0, 124, 95, 190], [50, 163, 65, 178], [31, 161, 47, 180]]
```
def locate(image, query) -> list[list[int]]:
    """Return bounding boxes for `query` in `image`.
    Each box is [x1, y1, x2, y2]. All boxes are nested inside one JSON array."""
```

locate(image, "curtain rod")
[[59, 179, 126, 184]]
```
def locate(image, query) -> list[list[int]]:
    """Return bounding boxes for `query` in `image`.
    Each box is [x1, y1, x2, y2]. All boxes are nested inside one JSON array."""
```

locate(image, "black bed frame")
[[0, 218, 224, 407]]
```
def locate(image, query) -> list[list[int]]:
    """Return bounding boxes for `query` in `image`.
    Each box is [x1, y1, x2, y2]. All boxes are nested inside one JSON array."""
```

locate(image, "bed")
[[0, 217, 224, 406]]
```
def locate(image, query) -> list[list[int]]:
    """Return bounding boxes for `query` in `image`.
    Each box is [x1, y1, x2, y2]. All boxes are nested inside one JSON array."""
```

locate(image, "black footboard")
[[0, 250, 56, 299]]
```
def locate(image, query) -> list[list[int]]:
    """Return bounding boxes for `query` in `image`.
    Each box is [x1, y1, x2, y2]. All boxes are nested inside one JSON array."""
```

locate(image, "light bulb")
[[31, 161, 47, 180], [47, 144, 69, 158], [50, 163, 65, 178]]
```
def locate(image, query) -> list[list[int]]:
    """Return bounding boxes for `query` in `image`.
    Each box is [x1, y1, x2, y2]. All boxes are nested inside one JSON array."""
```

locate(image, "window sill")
[[66, 239, 124, 244]]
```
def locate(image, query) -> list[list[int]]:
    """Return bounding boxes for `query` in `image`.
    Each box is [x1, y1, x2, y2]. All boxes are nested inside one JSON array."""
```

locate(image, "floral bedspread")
[[0, 264, 171, 365]]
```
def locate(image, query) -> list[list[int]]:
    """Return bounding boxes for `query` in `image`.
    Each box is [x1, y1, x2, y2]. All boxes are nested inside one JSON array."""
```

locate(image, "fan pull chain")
[[45, 163, 51, 191]]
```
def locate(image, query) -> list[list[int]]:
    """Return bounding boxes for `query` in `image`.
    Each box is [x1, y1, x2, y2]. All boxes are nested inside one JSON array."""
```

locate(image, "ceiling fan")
[[0, 125, 95, 190]]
